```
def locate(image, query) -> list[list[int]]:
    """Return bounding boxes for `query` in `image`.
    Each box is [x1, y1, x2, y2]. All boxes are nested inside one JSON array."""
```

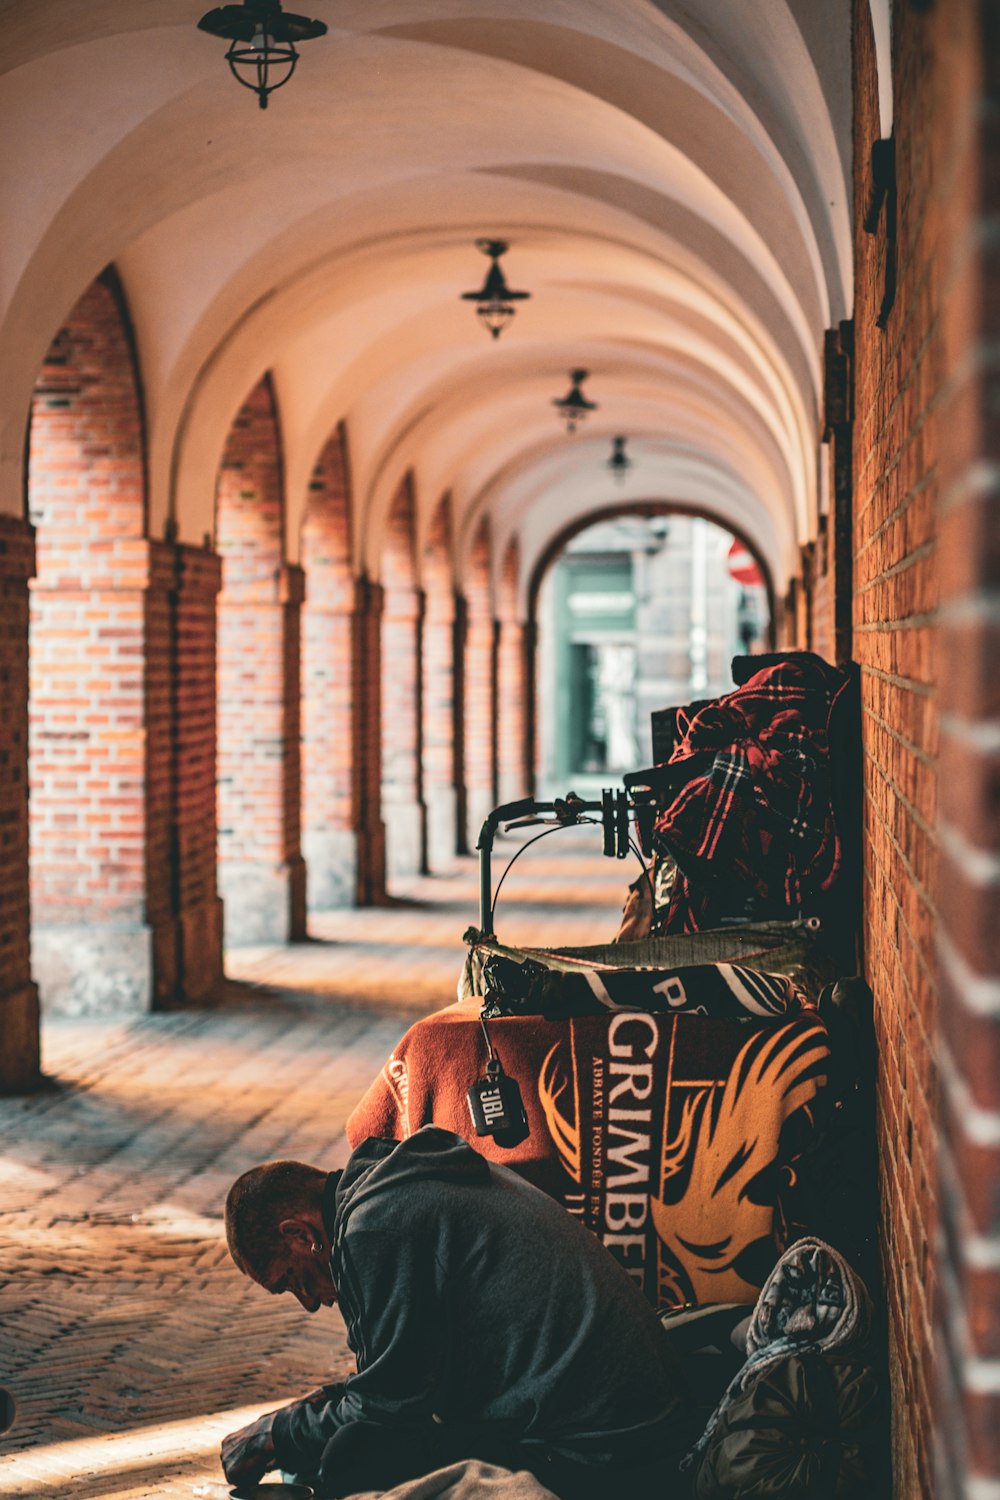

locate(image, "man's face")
[[255, 1238, 338, 1315]]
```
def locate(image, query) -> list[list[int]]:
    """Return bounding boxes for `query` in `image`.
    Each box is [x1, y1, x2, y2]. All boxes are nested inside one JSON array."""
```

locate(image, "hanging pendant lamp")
[[460, 240, 531, 339], [607, 435, 632, 482], [552, 369, 598, 433], [198, 0, 327, 109]]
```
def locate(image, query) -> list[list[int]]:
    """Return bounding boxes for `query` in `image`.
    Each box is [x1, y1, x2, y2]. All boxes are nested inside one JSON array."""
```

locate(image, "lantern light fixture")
[[197, 0, 327, 109], [607, 435, 632, 483], [460, 240, 531, 339], [552, 369, 598, 433]]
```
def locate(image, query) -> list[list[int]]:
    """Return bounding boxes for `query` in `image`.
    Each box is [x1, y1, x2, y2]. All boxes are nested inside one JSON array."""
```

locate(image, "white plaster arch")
[[491, 443, 786, 619], [0, 0, 853, 612]]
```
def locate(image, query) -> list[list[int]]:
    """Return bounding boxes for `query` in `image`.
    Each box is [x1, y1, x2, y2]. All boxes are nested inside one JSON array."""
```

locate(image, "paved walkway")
[[0, 829, 630, 1498]]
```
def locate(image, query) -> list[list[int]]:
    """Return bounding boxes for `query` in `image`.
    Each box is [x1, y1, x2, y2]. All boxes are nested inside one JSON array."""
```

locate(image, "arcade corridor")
[[1, 4, 999, 1497], [0, 837, 628, 1498]]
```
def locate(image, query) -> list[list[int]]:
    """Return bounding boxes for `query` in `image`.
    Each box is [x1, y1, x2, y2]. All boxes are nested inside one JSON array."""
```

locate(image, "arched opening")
[[421, 493, 458, 871], [380, 473, 424, 883], [497, 537, 529, 802], [531, 508, 771, 793], [215, 374, 305, 945], [26, 271, 167, 1014], [458, 516, 496, 848], [301, 423, 355, 909]]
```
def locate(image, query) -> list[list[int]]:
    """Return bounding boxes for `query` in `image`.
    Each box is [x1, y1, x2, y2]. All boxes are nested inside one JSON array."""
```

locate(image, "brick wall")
[[0, 516, 40, 1087], [851, 4, 940, 1492], [928, 3, 1000, 1495], [216, 374, 305, 944], [145, 537, 177, 1002], [422, 494, 457, 870], [461, 517, 497, 841], [352, 575, 386, 904], [28, 277, 147, 924], [301, 426, 356, 908], [380, 475, 424, 880], [497, 537, 527, 801], [171, 544, 224, 999], [26, 274, 169, 1012]]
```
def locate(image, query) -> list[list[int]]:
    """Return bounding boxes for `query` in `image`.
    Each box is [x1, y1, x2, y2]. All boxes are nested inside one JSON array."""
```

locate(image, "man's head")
[[225, 1160, 338, 1313]]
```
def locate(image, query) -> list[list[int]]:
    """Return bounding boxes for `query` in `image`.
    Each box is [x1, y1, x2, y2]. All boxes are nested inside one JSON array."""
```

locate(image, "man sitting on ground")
[[221, 1125, 690, 1499]]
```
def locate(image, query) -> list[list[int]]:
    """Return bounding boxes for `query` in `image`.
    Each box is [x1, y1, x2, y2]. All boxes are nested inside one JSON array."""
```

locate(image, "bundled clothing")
[[652, 655, 851, 933], [684, 1236, 878, 1495], [460, 921, 833, 1010], [347, 1460, 559, 1500], [271, 1127, 690, 1499], [479, 951, 807, 1022]]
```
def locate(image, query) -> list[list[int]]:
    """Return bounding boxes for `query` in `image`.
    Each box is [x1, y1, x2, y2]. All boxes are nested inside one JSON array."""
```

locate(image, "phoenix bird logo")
[[538, 1041, 582, 1183], [651, 1020, 829, 1300]]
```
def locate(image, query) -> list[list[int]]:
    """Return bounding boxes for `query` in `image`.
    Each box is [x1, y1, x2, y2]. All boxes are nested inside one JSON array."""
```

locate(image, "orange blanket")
[[347, 1006, 830, 1308]]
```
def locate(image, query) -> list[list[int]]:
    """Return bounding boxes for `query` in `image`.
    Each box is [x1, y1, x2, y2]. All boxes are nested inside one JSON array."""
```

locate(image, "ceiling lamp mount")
[[607, 435, 632, 483], [198, 0, 327, 109], [553, 369, 598, 434], [460, 239, 531, 339]]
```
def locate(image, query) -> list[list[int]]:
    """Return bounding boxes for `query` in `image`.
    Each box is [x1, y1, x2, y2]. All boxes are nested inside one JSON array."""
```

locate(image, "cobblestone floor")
[[0, 830, 628, 1498]]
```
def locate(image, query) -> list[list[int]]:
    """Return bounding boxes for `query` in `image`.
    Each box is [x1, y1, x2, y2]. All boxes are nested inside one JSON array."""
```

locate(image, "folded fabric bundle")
[[459, 921, 834, 1007], [347, 1011, 832, 1307], [692, 1353, 882, 1499], [350, 1459, 559, 1500], [684, 1236, 874, 1477], [653, 654, 852, 932], [480, 951, 807, 1022]]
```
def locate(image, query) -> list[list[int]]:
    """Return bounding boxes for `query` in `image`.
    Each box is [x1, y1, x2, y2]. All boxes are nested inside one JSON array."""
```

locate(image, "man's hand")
[[220, 1410, 276, 1488]]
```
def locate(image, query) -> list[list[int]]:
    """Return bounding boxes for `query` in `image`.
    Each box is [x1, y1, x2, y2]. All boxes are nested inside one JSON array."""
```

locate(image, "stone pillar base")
[[177, 896, 225, 1001], [303, 829, 358, 911], [0, 983, 40, 1092], [33, 923, 154, 1016], [356, 818, 387, 906], [383, 795, 426, 882], [220, 860, 305, 946], [425, 787, 458, 872], [288, 853, 307, 941]]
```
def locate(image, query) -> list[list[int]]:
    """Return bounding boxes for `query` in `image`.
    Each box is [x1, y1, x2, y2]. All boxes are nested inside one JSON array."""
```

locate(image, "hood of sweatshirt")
[[331, 1126, 490, 1249]]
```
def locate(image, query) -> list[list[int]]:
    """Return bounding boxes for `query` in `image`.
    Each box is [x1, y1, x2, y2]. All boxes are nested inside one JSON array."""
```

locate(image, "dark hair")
[[225, 1160, 327, 1277]]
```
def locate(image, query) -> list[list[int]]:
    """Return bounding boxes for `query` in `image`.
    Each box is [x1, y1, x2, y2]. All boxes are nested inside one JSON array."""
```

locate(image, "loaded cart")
[[348, 651, 878, 1312]]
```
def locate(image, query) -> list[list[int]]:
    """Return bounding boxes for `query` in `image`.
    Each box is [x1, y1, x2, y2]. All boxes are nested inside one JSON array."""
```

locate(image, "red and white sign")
[[727, 538, 764, 587]]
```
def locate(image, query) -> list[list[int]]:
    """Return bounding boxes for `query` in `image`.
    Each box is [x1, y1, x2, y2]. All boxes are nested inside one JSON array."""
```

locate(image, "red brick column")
[[352, 576, 386, 904], [0, 516, 40, 1090], [461, 518, 497, 844], [27, 274, 173, 1014], [301, 428, 356, 908], [930, 4, 1000, 1495], [421, 495, 457, 870], [497, 538, 527, 802], [216, 376, 305, 944], [380, 476, 424, 882], [170, 544, 224, 999]]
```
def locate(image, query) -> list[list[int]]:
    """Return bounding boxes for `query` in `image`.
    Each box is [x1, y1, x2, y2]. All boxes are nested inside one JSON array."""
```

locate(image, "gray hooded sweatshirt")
[[271, 1127, 686, 1475]]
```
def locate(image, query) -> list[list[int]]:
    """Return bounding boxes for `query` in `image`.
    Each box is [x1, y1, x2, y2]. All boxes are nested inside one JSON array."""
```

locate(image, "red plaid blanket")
[[655, 655, 851, 932]]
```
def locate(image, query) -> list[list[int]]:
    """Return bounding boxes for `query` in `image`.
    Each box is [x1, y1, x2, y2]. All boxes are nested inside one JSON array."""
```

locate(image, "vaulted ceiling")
[[0, 0, 852, 602]]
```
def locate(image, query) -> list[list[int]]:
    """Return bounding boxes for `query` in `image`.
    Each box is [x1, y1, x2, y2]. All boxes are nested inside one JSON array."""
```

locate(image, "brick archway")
[[421, 493, 458, 871], [458, 517, 497, 848], [497, 537, 528, 802], [215, 374, 305, 944], [380, 473, 424, 881], [301, 424, 356, 908], [27, 272, 181, 1015]]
